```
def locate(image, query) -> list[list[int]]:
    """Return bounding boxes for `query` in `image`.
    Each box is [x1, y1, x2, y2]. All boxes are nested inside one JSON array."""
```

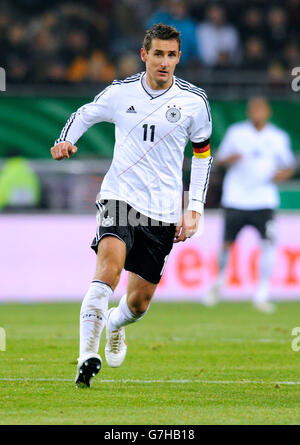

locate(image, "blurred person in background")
[[46, 58, 69, 84], [27, 10, 59, 37], [61, 29, 115, 84], [0, 6, 11, 36], [204, 97, 295, 313], [63, 29, 90, 75], [196, 3, 241, 67], [267, 60, 287, 91], [0, 148, 41, 211], [3, 22, 31, 83], [240, 7, 266, 43], [86, 50, 116, 83], [116, 53, 142, 79], [30, 29, 57, 82], [111, 0, 146, 56], [147, 0, 198, 66], [213, 50, 232, 71], [287, 0, 300, 34], [241, 37, 268, 71], [282, 41, 300, 71], [266, 7, 290, 59]]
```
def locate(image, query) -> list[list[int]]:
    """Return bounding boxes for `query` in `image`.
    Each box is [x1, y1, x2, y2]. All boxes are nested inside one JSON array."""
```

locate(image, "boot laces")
[[110, 330, 122, 353]]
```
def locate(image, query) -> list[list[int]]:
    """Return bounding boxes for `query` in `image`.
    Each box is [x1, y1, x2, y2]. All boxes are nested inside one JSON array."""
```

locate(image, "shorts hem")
[[124, 267, 159, 285], [91, 233, 126, 254]]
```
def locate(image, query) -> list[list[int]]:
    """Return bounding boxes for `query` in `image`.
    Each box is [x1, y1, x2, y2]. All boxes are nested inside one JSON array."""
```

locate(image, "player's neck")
[[145, 73, 172, 91], [253, 121, 267, 131]]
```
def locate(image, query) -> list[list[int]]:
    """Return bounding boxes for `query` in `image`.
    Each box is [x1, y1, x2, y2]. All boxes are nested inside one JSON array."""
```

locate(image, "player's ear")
[[140, 47, 147, 63]]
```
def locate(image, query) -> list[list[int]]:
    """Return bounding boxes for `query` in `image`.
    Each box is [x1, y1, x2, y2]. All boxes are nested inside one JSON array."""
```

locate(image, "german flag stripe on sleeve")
[[192, 139, 210, 158]]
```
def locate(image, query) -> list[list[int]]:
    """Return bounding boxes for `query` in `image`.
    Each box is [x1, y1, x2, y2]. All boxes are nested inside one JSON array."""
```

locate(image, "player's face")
[[141, 38, 181, 89], [247, 98, 271, 128]]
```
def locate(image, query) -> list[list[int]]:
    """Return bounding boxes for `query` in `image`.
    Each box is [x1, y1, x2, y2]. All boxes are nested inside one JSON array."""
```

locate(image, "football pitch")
[[0, 301, 300, 425]]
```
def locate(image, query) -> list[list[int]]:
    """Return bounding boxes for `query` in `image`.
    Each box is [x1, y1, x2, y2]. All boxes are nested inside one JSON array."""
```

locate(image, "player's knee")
[[128, 291, 151, 316], [224, 241, 233, 250]]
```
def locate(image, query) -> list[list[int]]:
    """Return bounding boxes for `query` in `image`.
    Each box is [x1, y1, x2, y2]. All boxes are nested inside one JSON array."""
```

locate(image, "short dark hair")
[[143, 23, 181, 52]]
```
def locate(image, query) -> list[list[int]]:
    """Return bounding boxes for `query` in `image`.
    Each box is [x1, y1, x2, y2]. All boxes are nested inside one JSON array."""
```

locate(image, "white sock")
[[79, 280, 112, 357], [215, 246, 230, 288], [107, 294, 148, 331], [254, 240, 275, 304]]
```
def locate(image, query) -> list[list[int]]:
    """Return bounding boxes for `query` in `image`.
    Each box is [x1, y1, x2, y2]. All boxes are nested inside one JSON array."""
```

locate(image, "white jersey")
[[217, 121, 295, 210], [55, 72, 213, 222]]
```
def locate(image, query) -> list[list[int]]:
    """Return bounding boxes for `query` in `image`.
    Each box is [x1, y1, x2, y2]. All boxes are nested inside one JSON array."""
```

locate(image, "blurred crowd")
[[1, 0, 300, 85]]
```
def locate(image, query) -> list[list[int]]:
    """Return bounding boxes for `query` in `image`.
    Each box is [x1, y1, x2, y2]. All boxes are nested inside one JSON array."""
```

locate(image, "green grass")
[[0, 302, 300, 425]]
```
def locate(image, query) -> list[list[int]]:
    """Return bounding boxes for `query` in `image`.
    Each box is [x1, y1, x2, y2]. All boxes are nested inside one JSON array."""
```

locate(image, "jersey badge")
[[166, 105, 181, 123]]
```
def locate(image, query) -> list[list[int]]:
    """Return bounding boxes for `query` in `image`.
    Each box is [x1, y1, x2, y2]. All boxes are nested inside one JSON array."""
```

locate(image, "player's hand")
[[272, 168, 294, 183], [217, 153, 242, 166], [50, 141, 78, 160], [174, 210, 201, 243]]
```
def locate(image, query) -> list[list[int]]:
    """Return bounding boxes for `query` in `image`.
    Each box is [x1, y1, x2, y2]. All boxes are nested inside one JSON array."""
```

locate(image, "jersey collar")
[[248, 120, 270, 133], [140, 72, 175, 100]]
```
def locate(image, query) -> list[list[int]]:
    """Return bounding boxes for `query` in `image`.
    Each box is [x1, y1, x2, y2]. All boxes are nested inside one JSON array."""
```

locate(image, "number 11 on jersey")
[[143, 124, 156, 142]]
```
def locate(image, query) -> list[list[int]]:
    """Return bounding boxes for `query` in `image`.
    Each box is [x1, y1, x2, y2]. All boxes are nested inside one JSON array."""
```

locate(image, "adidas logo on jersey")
[[126, 106, 137, 113]]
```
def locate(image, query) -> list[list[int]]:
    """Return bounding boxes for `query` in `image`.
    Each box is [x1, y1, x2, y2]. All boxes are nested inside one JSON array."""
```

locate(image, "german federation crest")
[[166, 106, 181, 123]]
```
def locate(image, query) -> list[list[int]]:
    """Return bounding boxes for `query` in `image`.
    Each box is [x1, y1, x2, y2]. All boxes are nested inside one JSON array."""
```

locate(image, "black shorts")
[[91, 200, 176, 284], [223, 207, 275, 242]]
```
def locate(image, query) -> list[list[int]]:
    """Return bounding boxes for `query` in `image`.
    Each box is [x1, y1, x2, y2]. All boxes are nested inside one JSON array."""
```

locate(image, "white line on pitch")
[[221, 338, 288, 343], [1, 378, 300, 385]]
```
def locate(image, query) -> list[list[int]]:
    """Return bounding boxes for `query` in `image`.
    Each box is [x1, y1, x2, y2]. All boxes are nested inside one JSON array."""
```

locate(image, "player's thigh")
[[223, 208, 246, 242], [94, 236, 126, 289], [91, 199, 134, 288], [126, 272, 157, 314], [96, 235, 126, 271], [125, 224, 175, 285], [251, 209, 275, 241]]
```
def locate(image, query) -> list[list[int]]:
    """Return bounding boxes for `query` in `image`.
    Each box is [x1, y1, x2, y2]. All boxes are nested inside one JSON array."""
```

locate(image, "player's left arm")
[[272, 132, 296, 183], [174, 98, 212, 243]]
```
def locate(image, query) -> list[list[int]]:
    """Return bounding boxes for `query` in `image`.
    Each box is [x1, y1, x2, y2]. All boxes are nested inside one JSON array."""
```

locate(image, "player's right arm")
[[50, 84, 116, 161], [216, 126, 242, 166]]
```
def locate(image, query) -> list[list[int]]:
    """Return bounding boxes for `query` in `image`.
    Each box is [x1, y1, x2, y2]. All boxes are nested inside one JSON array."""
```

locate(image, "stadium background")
[[1, 0, 300, 302]]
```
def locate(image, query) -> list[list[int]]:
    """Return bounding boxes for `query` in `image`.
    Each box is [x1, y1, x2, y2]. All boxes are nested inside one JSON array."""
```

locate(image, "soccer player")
[[51, 24, 213, 387], [204, 97, 295, 313]]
